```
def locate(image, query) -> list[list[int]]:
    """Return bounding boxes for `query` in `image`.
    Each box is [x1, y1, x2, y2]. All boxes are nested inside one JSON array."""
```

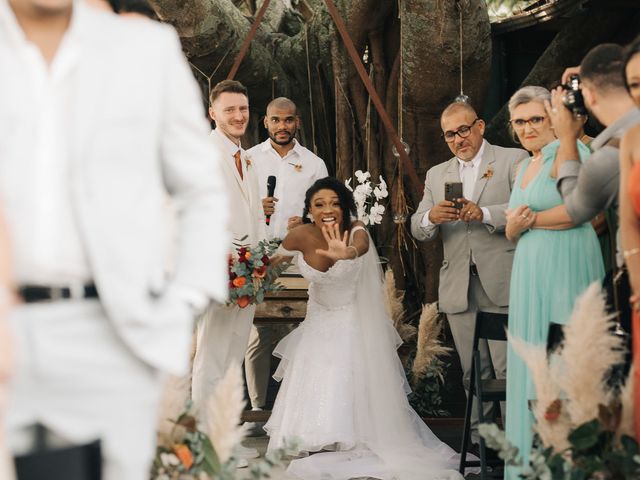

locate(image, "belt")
[[19, 284, 99, 303], [470, 264, 479, 276]]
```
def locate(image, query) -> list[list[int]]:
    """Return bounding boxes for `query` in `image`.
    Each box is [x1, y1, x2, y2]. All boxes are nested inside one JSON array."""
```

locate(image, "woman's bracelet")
[[623, 247, 640, 260], [346, 245, 358, 259]]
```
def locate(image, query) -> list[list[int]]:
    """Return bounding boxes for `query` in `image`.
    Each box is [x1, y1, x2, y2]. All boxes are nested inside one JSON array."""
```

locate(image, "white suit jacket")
[[210, 130, 266, 251], [0, 5, 230, 375]]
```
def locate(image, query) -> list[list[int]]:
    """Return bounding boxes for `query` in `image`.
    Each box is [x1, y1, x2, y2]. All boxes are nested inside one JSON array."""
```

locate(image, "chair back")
[[474, 312, 508, 342]]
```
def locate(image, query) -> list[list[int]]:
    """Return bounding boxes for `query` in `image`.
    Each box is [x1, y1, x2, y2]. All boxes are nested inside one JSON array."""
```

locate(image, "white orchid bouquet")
[[345, 170, 389, 226]]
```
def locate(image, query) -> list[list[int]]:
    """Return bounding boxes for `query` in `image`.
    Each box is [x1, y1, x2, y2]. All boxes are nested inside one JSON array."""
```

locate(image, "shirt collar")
[[260, 137, 301, 159], [213, 128, 242, 157], [457, 140, 486, 169], [591, 107, 640, 150]]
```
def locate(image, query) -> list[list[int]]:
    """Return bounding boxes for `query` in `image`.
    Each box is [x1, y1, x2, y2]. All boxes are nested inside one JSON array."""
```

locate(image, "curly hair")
[[302, 177, 357, 232], [624, 35, 640, 93]]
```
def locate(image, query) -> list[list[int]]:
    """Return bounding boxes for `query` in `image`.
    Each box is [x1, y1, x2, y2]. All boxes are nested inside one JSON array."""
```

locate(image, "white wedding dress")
[[264, 230, 463, 480]]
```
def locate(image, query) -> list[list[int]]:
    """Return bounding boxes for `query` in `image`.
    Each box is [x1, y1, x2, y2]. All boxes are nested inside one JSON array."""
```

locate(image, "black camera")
[[561, 74, 587, 117]]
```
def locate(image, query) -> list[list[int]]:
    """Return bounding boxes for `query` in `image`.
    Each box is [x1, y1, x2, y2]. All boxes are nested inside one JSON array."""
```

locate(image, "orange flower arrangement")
[[173, 443, 194, 470], [228, 239, 287, 308]]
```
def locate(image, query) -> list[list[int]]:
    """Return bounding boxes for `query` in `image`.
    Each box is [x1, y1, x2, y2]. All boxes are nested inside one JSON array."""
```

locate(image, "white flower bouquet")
[[345, 170, 389, 226]]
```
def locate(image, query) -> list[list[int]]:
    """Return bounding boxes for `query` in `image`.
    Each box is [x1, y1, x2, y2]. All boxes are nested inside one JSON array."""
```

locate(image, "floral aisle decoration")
[[406, 302, 451, 417], [479, 283, 639, 479], [382, 269, 450, 417], [228, 238, 288, 308], [152, 363, 295, 480], [383, 269, 417, 344], [344, 170, 389, 226]]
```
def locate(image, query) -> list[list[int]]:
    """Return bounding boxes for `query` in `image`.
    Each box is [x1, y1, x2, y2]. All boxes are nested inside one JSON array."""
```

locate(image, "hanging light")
[[454, 0, 469, 104]]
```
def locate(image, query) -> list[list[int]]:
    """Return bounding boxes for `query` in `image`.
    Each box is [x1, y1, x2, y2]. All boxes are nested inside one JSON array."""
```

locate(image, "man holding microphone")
[[244, 97, 327, 425]]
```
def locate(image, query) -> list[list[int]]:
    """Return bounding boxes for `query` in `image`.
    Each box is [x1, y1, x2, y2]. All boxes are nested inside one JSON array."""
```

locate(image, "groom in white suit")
[[0, 1, 229, 479], [191, 81, 265, 443]]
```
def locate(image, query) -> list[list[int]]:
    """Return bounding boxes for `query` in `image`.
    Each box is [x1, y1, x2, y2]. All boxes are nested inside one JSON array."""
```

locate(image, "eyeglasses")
[[509, 116, 546, 129], [442, 118, 479, 143]]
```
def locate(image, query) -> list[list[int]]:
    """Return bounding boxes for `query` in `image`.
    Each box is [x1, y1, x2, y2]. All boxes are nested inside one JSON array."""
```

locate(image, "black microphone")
[[266, 175, 276, 225]]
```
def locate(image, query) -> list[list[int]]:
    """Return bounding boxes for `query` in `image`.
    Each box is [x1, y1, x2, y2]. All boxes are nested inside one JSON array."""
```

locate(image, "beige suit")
[[191, 130, 266, 423], [411, 141, 527, 442]]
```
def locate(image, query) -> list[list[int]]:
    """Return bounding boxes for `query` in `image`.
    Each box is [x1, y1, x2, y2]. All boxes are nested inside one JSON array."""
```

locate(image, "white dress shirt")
[[421, 140, 492, 227], [248, 139, 328, 240], [0, 2, 92, 285]]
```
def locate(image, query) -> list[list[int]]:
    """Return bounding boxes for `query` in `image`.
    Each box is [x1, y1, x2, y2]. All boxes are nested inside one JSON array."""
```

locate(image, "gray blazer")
[[410, 142, 527, 314]]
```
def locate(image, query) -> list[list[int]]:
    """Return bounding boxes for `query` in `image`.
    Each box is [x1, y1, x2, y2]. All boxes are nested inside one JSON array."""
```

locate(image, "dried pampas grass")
[[509, 333, 570, 452], [157, 374, 192, 445], [384, 269, 417, 343], [206, 361, 248, 464], [411, 302, 451, 383], [561, 282, 625, 426]]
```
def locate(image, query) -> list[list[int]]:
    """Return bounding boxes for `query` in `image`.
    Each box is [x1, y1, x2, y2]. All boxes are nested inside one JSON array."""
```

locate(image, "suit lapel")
[[472, 144, 495, 204], [445, 157, 461, 184], [211, 133, 250, 203]]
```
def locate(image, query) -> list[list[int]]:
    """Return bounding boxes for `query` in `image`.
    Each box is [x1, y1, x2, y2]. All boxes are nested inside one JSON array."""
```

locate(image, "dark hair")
[[209, 80, 248, 106], [302, 177, 357, 232], [623, 35, 640, 92], [580, 43, 626, 93]]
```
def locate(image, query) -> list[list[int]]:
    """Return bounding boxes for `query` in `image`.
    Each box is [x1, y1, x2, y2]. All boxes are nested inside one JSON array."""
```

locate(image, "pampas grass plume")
[[384, 269, 417, 343], [411, 302, 451, 383], [157, 374, 192, 445], [561, 282, 625, 426], [206, 361, 248, 464], [509, 333, 570, 452]]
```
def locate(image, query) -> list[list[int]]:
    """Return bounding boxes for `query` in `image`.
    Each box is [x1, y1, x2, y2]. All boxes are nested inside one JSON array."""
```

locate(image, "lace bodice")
[[298, 255, 363, 310]]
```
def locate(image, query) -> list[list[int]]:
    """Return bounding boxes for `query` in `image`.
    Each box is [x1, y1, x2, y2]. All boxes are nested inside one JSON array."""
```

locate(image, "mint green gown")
[[505, 140, 604, 479]]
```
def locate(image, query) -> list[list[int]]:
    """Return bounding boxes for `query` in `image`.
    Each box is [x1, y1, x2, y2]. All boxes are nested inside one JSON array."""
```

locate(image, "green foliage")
[[151, 398, 297, 480], [479, 413, 640, 480], [406, 357, 449, 417], [228, 238, 288, 308]]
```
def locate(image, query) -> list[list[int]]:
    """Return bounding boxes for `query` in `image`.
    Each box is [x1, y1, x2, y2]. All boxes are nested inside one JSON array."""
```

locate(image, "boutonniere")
[[245, 156, 252, 168], [481, 167, 494, 180], [288, 162, 303, 172]]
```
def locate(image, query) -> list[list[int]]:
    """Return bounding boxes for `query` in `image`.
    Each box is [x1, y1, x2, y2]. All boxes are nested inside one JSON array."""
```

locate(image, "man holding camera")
[[534, 44, 640, 331], [411, 101, 527, 445]]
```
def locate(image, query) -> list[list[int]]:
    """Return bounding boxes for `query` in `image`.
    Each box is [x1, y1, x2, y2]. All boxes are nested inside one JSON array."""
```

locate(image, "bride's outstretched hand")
[[315, 224, 352, 261]]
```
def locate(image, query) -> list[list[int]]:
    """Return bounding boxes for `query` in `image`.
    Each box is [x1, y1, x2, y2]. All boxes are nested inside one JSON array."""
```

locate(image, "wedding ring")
[[521, 214, 527, 218], [551, 108, 558, 114]]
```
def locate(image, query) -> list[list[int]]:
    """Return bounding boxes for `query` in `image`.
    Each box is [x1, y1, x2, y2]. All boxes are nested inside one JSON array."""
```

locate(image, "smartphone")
[[444, 182, 463, 209]]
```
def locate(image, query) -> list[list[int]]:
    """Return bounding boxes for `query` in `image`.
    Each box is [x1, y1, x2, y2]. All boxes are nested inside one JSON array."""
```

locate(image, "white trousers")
[[446, 274, 507, 444], [6, 300, 162, 480], [191, 303, 255, 424]]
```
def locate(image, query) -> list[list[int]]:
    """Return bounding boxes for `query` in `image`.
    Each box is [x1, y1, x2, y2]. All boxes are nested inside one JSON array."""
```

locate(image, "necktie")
[[234, 151, 243, 180], [461, 161, 474, 200]]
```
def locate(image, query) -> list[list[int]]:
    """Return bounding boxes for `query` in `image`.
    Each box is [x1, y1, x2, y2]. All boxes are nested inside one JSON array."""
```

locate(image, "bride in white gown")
[[264, 177, 463, 480]]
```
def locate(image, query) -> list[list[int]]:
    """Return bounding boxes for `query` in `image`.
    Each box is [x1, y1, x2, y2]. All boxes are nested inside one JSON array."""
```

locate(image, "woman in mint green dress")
[[503, 86, 604, 479]]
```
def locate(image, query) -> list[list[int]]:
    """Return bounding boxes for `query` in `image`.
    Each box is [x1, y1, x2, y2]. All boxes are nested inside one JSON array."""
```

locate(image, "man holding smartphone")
[[411, 101, 527, 447]]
